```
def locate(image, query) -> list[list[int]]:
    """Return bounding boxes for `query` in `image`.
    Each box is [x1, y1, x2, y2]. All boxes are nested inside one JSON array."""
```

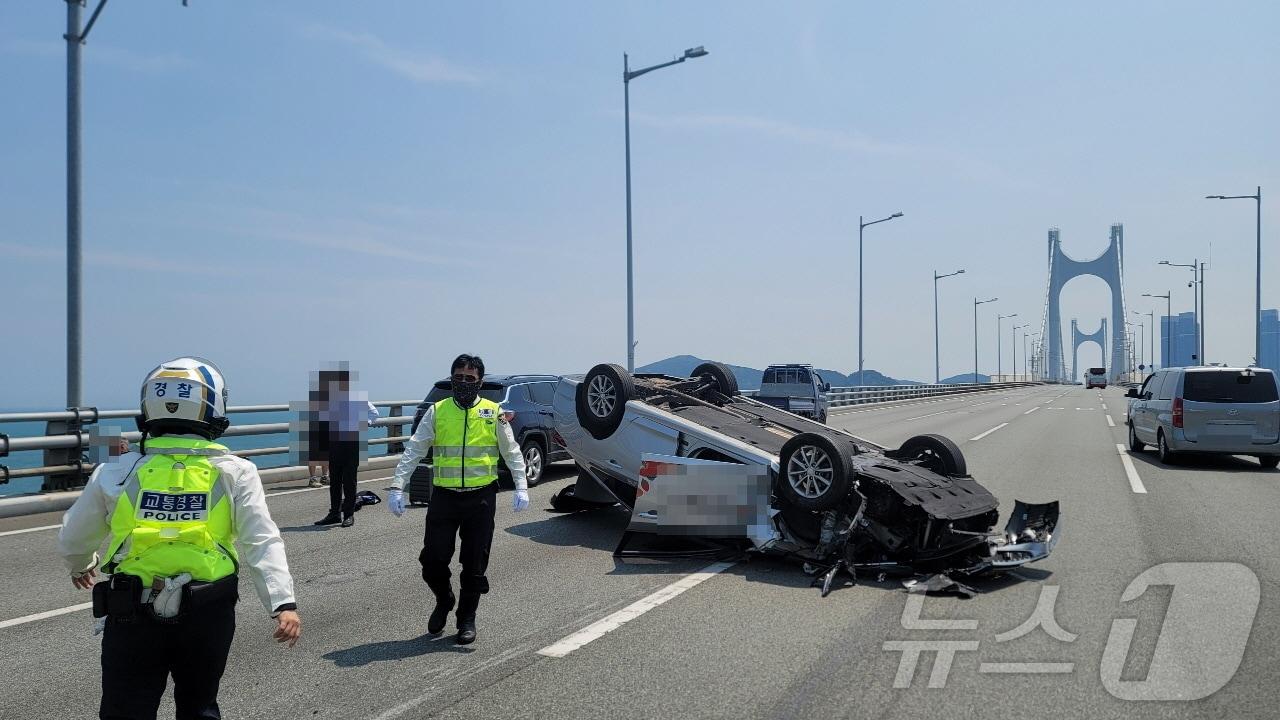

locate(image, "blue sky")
[[2, 1, 1277, 408]]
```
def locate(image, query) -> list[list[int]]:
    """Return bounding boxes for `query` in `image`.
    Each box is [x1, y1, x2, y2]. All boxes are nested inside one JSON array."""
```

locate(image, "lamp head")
[[683, 46, 708, 59], [891, 212, 904, 218]]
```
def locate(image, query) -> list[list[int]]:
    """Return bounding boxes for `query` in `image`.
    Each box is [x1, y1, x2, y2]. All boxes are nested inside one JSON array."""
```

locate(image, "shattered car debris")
[[549, 362, 1060, 594]]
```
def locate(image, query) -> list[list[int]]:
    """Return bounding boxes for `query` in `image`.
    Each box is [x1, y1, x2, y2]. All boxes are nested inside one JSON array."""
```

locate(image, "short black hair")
[[451, 354, 485, 378]]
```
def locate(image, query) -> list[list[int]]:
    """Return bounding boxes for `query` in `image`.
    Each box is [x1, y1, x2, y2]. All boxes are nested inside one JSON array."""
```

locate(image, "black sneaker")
[[340, 515, 354, 528], [428, 594, 456, 635], [314, 512, 341, 526], [456, 618, 477, 645]]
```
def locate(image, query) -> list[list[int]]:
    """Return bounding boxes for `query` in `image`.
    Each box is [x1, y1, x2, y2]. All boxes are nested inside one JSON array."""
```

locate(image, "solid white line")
[[0, 524, 61, 538], [1116, 444, 1147, 494], [1023, 406, 1040, 415], [0, 602, 94, 630], [969, 423, 1009, 441], [904, 410, 951, 421], [1106, 415, 1116, 427], [537, 561, 735, 658]]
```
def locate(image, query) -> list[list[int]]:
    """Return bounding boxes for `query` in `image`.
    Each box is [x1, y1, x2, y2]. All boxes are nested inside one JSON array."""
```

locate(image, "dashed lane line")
[[0, 524, 61, 538], [0, 603, 94, 631], [538, 561, 736, 658], [1116, 444, 1148, 494], [1024, 406, 1040, 415], [969, 423, 1009, 442], [1106, 415, 1116, 427]]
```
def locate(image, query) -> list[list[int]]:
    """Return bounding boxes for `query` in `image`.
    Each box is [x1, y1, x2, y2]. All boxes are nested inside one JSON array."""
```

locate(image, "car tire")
[[778, 433, 852, 512], [522, 438, 545, 487], [818, 411, 828, 425], [576, 364, 634, 440], [1257, 455, 1280, 470], [1128, 422, 1145, 452], [897, 434, 968, 477], [691, 361, 740, 396], [1157, 430, 1177, 464]]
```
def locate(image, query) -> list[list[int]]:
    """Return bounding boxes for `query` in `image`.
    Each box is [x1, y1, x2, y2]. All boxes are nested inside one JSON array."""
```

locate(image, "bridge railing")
[[1, 381, 1044, 496]]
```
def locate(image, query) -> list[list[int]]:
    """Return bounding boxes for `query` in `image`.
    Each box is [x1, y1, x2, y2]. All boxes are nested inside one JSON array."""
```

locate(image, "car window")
[[1184, 371, 1279, 403], [1138, 375, 1154, 397], [528, 381, 556, 405], [1156, 372, 1176, 401]]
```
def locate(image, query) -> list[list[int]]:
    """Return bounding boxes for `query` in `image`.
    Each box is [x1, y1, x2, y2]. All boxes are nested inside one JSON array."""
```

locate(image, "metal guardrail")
[[0, 401, 421, 491], [0, 382, 1045, 493]]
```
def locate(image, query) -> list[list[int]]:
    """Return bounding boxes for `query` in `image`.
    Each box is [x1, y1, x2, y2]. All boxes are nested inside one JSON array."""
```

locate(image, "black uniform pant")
[[419, 483, 497, 618], [327, 439, 360, 517], [99, 595, 236, 720]]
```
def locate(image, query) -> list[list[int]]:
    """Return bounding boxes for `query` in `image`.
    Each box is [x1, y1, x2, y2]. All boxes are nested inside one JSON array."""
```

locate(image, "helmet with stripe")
[[138, 357, 231, 439]]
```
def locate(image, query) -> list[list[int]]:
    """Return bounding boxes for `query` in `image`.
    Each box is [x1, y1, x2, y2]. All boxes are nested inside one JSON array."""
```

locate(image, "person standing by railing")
[[307, 366, 379, 528]]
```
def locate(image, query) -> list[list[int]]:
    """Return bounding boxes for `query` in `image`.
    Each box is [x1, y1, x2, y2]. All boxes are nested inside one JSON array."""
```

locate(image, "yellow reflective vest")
[[433, 398, 501, 488], [102, 436, 238, 585]]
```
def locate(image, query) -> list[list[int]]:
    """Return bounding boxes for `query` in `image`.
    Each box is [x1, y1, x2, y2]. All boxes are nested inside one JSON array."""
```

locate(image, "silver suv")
[[1126, 366, 1280, 468]]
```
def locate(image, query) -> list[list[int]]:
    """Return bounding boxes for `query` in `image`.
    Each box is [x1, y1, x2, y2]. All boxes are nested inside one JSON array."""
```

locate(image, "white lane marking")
[[1106, 415, 1116, 427], [538, 561, 735, 658], [0, 524, 61, 538], [904, 410, 952, 421], [0, 602, 94, 630], [1024, 406, 1040, 415], [1101, 403, 1108, 410], [1116, 444, 1147, 494], [969, 423, 1009, 441]]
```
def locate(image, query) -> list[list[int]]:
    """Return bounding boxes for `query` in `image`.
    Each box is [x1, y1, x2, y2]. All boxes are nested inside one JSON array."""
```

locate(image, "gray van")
[[1126, 366, 1280, 468]]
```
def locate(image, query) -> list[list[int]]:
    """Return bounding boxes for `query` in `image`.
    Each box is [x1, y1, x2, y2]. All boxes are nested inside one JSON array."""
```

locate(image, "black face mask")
[[451, 378, 480, 406]]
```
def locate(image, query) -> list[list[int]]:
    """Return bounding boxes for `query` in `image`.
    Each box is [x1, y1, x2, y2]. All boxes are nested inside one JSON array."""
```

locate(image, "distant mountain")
[[636, 355, 923, 390], [941, 372, 989, 384]]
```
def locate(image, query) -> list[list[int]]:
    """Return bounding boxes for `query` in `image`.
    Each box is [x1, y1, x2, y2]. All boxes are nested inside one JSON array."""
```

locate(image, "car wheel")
[[1257, 455, 1280, 470], [522, 439, 545, 487], [1128, 422, 1145, 452], [1157, 430, 1177, 464], [575, 364, 634, 440], [691, 361, 740, 396], [778, 433, 851, 512], [897, 434, 968, 477], [818, 411, 828, 425]]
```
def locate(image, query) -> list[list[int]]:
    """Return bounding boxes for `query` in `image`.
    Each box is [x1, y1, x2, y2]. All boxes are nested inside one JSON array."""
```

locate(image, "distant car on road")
[[754, 364, 832, 423], [406, 374, 570, 504], [1126, 366, 1280, 468], [1084, 367, 1107, 389]]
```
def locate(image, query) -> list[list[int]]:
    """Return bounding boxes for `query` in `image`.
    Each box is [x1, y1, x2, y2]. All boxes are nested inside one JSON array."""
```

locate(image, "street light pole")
[[933, 269, 964, 383], [1012, 324, 1028, 382], [65, 0, 83, 408], [623, 46, 708, 372], [974, 297, 997, 383], [997, 313, 1017, 381], [858, 212, 904, 386], [1207, 187, 1263, 365], [1143, 293, 1171, 369], [1159, 259, 1199, 364]]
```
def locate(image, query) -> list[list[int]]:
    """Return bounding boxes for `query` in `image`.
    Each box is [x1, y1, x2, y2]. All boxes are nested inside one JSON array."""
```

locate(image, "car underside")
[[551, 362, 1060, 595]]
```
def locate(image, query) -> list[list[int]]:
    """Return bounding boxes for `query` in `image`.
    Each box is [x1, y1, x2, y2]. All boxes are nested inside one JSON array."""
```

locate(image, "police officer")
[[58, 357, 301, 720], [388, 354, 529, 644]]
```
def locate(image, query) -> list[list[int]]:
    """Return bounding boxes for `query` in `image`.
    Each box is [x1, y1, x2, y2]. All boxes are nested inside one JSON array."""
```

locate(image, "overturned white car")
[[549, 362, 1059, 593]]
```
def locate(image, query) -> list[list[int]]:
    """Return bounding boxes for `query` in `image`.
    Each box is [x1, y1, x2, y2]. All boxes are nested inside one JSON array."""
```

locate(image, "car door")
[[527, 381, 562, 457], [1136, 372, 1164, 442], [1129, 374, 1153, 435], [1150, 370, 1178, 440]]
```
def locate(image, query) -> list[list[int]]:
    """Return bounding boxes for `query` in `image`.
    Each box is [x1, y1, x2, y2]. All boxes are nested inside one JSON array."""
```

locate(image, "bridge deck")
[[2, 385, 1276, 719]]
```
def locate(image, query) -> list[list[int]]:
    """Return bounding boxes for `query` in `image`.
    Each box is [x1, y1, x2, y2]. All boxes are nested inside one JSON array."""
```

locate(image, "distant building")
[[1159, 312, 1199, 368], [1262, 309, 1280, 372]]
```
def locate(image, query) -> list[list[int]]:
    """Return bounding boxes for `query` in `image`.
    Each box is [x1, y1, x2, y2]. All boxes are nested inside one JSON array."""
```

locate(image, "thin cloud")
[[2, 38, 190, 73], [628, 112, 914, 156], [0, 241, 251, 277], [303, 25, 479, 84]]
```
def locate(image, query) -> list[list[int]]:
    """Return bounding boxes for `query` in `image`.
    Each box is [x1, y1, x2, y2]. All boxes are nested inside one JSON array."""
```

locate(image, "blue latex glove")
[[512, 489, 530, 512], [388, 489, 406, 517]]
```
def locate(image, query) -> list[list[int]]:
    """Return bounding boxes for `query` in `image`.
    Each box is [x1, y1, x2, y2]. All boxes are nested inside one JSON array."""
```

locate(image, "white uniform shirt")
[[57, 436, 297, 616], [392, 399, 527, 491], [319, 393, 380, 434]]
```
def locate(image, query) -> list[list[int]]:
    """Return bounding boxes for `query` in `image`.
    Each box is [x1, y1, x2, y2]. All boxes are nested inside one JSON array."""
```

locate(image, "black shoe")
[[314, 512, 341, 526], [340, 514, 354, 528], [428, 593, 456, 635], [456, 618, 477, 645]]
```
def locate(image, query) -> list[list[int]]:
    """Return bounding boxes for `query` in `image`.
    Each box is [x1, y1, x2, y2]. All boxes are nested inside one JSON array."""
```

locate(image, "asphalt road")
[[3, 384, 1277, 719]]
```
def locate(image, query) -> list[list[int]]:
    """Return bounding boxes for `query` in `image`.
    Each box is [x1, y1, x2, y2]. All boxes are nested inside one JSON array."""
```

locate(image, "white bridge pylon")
[[1071, 317, 1107, 382], [1038, 224, 1129, 383]]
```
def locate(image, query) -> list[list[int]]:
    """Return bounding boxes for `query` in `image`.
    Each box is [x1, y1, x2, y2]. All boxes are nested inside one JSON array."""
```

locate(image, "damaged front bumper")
[[966, 500, 1061, 574]]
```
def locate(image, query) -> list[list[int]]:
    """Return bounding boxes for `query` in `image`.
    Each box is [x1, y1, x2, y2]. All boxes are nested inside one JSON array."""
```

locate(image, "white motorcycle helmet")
[[137, 357, 231, 439]]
